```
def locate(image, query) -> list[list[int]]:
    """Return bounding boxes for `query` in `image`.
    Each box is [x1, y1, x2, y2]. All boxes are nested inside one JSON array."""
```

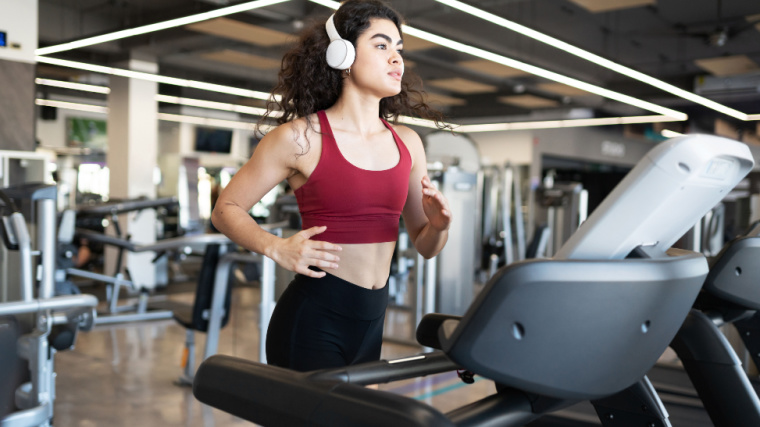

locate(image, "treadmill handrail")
[[74, 221, 288, 253], [75, 196, 179, 216], [0, 294, 98, 316]]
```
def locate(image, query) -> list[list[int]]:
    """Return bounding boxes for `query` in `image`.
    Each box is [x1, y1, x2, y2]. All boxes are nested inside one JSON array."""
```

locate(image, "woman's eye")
[[397, 49, 404, 56]]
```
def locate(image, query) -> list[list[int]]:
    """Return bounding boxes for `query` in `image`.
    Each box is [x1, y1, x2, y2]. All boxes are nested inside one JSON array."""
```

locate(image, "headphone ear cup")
[[326, 39, 355, 70]]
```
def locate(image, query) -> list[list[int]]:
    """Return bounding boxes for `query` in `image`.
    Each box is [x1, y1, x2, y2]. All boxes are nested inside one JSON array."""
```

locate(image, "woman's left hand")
[[421, 175, 452, 232]]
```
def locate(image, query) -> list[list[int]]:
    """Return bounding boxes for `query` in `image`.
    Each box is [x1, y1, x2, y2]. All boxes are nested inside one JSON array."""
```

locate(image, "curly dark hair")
[[258, 0, 448, 142]]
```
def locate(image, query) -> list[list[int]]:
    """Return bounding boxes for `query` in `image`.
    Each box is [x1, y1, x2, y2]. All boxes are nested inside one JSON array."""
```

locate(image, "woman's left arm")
[[398, 127, 452, 259]]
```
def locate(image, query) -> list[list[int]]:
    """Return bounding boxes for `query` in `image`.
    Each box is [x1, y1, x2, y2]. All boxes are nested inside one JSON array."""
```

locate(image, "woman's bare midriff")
[[320, 241, 396, 289]]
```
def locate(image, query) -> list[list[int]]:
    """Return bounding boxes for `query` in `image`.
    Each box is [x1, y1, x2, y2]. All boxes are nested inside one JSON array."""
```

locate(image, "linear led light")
[[396, 115, 450, 129], [158, 113, 264, 131], [457, 115, 683, 133], [36, 78, 111, 94], [35, 97, 268, 132], [307, 0, 687, 121], [748, 114, 760, 121], [38, 97, 683, 133], [156, 94, 272, 117], [661, 129, 684, 138], [36, 56, 273, 100], [435, 0, 748, 121], [36, 0, 290, 56], [37, 78, 440, 129], [35, 98, 108, 114]]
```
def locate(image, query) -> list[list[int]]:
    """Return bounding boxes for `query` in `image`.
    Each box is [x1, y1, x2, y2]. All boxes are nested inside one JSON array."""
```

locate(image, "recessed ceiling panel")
[[498, 95, 560, 108], [199, 50, 282, 70], [458, 59, 527, 78], [402, 34, 438, 52], [428, 77, 498, 94], [567, 0, 656, 13], [424, 92, 467, 107], [536, 83, 590, 96], [749, 14, 760, 32], [694, 55, 760, 76], [187, 17, 294, 47]]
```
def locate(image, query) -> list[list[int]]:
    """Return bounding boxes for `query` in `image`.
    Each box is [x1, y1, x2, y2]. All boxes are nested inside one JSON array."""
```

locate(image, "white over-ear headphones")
[[325, 14, 355, 70]]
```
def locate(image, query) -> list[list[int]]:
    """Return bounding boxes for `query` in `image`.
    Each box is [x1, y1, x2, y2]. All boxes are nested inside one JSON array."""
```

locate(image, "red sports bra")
[[294, 110, 412, 243]]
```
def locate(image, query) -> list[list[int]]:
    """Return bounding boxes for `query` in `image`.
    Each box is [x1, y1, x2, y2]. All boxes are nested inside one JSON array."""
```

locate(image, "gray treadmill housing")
[[555, 134, 754, 260], [703, 222, 760, 310], [441, 249, 708, 399]]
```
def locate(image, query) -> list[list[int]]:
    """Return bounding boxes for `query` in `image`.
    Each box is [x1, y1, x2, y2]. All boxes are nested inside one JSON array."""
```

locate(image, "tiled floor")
[[52, 282, 496, 427]]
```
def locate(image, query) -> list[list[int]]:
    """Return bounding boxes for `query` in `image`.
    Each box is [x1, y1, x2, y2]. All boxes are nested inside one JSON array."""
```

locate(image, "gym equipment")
[[665, 221, 760, 426], [175, 235, 279, 383], [0, 184, 97, 427], [70, 229, 232, 324], [535, 179, 587, 257], [480, 164, 527, 277], [191, 134, 753, 426]]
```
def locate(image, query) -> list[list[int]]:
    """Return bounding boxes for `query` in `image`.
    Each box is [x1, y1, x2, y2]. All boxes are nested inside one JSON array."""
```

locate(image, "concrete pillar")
[[0, 1, 38, 302], [0, 0, 37, 151], [106, 57, 159, 289]]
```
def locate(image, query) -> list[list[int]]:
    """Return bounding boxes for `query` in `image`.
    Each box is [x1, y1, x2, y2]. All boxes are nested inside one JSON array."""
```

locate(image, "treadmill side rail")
[[670, 309, 760, 426], [193, 355, 455, 427]]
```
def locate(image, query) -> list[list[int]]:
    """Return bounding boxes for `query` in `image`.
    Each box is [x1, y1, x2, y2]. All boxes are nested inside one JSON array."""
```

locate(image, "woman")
[[211, 0, 451, 372]]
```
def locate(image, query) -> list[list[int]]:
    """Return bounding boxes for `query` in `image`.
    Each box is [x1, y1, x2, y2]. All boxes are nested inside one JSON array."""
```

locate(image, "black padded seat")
[[0, 316, 24, 418], [173, 243, 231, 332]]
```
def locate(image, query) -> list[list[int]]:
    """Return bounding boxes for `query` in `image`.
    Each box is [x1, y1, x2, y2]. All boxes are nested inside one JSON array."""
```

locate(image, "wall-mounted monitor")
[[0, 31, 6, 47], [195, 127, 233, 154], [67, 117, 107, 149]]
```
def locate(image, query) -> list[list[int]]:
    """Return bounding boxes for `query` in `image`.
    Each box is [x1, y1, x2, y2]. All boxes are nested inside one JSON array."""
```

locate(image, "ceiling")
[[35, 0, 760, 133]]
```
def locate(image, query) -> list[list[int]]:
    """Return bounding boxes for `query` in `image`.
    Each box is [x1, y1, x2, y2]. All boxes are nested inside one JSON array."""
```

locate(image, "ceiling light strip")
[[747, 114, 760, 121], [403, 26, 686, 120], [36, 77, 436, 127], [307, 0, 686, 121], [38, 97, 680, 132], [35, 97, 266, 131], [35, 98, 109, 114], [435, 0, 748, 121], [36, 56, 273, 100], [157, 113, 260, 131], [155, 94, 272, 116], [36, 0, 290, 56], [457, 115, 681, 132], [36, 78, 111, 94]]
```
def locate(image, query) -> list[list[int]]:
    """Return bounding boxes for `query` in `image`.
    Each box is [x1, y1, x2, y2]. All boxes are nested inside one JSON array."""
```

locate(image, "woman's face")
[[348, 18, 404, 99]]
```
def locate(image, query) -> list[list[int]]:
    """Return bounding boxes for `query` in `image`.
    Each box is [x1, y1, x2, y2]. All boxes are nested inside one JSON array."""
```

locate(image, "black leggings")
[[265, 271, 388, 372]]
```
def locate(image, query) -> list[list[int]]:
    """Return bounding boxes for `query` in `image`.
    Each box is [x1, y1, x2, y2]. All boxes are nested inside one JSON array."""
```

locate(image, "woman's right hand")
[[270, 226, 341, 278]]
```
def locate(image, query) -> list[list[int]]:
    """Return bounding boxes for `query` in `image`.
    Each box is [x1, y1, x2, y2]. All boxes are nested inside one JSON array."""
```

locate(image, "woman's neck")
[[327, 90, 384, 135]]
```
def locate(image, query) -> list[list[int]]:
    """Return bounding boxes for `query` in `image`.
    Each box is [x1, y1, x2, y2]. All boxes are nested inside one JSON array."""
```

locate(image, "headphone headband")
[[325, 14, 342, 42]]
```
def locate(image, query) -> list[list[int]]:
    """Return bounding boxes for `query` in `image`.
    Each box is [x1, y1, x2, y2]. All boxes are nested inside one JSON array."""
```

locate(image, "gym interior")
[[2, 0, 760, 426]]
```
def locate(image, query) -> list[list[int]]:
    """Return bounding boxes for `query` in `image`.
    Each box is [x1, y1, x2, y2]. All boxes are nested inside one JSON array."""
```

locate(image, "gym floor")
[[53, 268, 748, 426], [53, 277, 498, 427]]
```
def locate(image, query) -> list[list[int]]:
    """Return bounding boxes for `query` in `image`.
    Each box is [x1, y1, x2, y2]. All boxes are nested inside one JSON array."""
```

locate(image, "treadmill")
[[191, 134, 754, 427]]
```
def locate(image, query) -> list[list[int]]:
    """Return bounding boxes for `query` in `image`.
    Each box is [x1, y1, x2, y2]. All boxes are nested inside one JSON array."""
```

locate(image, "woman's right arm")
[[211, 124, 341, 278]]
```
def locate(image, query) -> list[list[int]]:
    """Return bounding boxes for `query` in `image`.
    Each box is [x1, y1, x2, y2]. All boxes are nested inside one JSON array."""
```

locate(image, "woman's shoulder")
[[386, 122, 422, 148], [261, 115, 323, 150]]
